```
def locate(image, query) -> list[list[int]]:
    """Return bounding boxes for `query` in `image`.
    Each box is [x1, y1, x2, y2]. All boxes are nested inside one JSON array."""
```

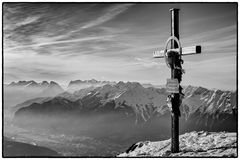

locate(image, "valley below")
[[4, 121, 127, 157]]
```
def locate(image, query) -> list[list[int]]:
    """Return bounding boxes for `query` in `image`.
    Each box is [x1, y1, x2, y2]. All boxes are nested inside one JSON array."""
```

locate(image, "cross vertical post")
[[170, 8, 180, 153], [153, 8, 201, 154]]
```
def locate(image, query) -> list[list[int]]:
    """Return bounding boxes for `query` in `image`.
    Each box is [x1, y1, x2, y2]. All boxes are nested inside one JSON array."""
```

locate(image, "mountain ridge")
[[4, 80, 64, 107], [14, 82, 237, 132]]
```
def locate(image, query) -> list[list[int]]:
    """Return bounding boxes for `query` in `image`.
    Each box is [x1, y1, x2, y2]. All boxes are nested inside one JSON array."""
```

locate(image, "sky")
[[3, 3, 237, 90]]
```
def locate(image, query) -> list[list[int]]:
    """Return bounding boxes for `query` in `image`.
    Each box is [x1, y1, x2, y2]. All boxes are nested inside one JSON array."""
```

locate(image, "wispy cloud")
[[81, 4, 134, 29], [5, 35, 114, 52], [134, 57, 163, 68], [182, 25, 236, 44], [16, 15, 41, 27], [3, 3, 237, 90]]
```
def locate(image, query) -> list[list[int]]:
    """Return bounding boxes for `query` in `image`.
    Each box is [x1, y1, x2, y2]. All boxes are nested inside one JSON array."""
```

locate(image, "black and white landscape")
[[4, 80, 237, 157], [3, 3, 237, 158]]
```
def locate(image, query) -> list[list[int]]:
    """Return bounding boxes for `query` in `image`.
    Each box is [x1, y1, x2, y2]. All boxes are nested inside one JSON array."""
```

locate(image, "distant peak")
[[9, 80, 38, 86], [116, 81, 142, 88], [88, 79, 98, 83], [70, 80, 84, 83], [9, 82, 16, 85], [127, 81, 141, 86], [68, 79, 110, 88], [49, 81, 59, 85], [116, 81, 125, 86], [41, 81, 49, 84]]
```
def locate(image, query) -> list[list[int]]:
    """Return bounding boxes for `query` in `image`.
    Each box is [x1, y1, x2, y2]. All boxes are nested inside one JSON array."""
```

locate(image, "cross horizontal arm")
[[153, 45, 201, 58]]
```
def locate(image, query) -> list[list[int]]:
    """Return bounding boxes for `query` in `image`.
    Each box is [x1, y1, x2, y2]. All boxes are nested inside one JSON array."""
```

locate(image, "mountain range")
[[67, 79, 115, 92], [4, 80, 237, 157], [12, 81, 237, 135], [4, 80, 64, 108]]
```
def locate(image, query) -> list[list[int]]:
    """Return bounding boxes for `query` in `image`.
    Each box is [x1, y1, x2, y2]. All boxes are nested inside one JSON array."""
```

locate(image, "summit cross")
[[153, 8, 202, 153]]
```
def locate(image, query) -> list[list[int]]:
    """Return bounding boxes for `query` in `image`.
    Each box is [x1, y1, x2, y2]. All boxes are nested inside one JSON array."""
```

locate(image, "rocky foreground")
[[118, 131, 237, 157]]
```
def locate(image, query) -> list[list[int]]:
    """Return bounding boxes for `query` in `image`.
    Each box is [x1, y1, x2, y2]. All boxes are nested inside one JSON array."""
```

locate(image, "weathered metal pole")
[[170, 8, 180, 153]]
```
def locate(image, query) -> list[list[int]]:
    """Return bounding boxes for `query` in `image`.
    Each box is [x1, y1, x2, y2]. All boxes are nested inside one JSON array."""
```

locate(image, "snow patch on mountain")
[[11, 81, 236, 127], [118, 131, 236, 157], [85, 82, 168, 122], [67, 79, 115, 92]]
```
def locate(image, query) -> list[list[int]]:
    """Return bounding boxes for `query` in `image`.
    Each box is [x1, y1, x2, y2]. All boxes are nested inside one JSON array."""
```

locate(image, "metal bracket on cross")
[[153, 45, 201, 59], [163, 36, 182, 68]]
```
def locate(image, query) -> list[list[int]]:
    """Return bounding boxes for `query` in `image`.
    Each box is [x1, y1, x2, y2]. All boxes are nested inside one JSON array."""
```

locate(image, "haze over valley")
[[4, 80, 237, 156]]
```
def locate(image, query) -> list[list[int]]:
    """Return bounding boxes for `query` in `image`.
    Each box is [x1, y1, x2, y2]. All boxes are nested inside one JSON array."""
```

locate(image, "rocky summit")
[[118, 131, 237, 157]]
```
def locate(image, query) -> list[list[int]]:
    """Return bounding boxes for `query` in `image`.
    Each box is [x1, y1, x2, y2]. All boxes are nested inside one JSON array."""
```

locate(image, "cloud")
[[134, 57, 163, 68], [4, 73, 20, 83], [5, 35, 114, 52], [182, 55, 236, 90], [81, 4, 134, 29], [180, 24, 236, 58], [182, 11, 235, 27], [3, 3, 236, 90], [183, 25, 236, 43], [16, 15, 41, 27]]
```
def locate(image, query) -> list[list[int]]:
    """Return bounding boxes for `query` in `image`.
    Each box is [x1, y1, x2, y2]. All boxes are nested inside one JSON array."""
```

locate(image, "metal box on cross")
[[166, 78, 179, 93]]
